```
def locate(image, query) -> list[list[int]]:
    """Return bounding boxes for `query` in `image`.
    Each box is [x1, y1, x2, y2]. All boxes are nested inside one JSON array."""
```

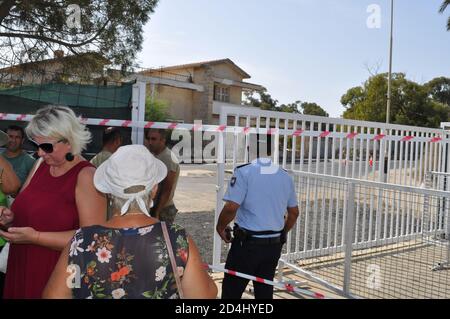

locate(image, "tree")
[[145, 96, 169, 122], [300, 102, 329, 117], [439, 0, 450, 30], [244, 89, 278, 111], [279, 101, 301, 114], [244, 90, 328, 116], [0, 1, 158, 68], [341, 73, 450, 128], [424, 76, 450, 106]]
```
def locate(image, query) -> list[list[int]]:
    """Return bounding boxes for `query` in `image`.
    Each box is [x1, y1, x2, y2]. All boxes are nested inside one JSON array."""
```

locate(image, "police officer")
[[216, 134, 299, 299]]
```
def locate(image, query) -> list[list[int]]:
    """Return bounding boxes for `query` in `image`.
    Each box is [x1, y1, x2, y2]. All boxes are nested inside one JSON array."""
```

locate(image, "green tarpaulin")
[[0, 82, 133, 108]]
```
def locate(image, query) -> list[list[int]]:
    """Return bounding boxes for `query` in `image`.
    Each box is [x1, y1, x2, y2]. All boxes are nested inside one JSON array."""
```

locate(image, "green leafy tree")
[[279, 101, 301, 114], [300, 102, 329, 117], [244, 89, 278, 111], [245, 90, 328, 116], [341, 73, 450, 128], [424, 76, 450, 106], [0, 0, 159, 68], [439, 0, 450, 30], [145, 96, 169, 122]]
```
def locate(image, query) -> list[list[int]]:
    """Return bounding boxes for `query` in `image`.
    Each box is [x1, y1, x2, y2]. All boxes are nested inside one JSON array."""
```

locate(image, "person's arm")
[[0, 206, 12, 225], [153, 170, 177, 219], [216, 201, 240, 243], [216, 167, 247, 242], [284, 206, 299, 232], [0, 156, 20, 194], [75, 166, 107, 227], [181, 236, 218, 299], [0, 166, 107, 251], [284, 176, 299, 233], [42, 244, 72, 299], [0, 227, 75, 251]]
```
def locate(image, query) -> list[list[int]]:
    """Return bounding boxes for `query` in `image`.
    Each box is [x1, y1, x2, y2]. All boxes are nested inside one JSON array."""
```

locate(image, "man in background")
[[90, 127, 122, 168], [145, 129, 180, 223], [0, 129, 20, 299], [0, 125, 35, 188]]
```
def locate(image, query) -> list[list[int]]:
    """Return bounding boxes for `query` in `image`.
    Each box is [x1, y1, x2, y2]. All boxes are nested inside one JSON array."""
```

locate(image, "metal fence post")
[[446, 197, 450, 265], [375, 137, 386, 240], [213, 109, 227, 266], [131, 81, 146, 145], [343, 181, 356, 296]]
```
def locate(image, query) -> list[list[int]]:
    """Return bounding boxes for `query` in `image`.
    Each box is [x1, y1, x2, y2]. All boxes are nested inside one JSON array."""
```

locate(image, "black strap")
[[236, 224, 283, 236]]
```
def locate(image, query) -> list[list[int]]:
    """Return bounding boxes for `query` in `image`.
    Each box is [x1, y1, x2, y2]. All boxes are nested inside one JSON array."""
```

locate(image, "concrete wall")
[[144, 62, 250, 124], [210, 64, 244, 82], [192, 67, 214, 123], [148, 84, 194, 122], [228, 86, 242, 105]]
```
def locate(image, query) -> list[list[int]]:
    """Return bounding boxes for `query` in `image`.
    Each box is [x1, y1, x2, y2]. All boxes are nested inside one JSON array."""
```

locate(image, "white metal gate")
[[213, 105, 450, 295]]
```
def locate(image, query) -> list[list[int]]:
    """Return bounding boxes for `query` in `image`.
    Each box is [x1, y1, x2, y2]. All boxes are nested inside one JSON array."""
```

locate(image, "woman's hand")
[[0, 206, 14, 226], [0, 226, 39, 245]]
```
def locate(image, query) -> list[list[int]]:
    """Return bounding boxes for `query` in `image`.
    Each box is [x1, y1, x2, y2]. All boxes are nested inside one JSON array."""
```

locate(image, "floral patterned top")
[[68, 222, 189, 299]]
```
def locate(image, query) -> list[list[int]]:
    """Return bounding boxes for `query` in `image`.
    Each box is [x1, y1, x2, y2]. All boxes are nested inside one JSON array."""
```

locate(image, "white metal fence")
[[279, 170, 450, 298], [214, 106, 450, 264], [214, 105, 450, 298]]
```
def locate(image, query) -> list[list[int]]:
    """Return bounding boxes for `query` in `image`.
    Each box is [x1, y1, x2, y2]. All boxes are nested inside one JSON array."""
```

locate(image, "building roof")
[[142, 58, 251, 79], [0, 52, 110, 73]]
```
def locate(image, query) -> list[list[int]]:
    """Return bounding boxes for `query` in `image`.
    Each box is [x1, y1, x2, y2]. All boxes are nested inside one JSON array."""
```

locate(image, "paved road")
[[175, 164, 219, 213]]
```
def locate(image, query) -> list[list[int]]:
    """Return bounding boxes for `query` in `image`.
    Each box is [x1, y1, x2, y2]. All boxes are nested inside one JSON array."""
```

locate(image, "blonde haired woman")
[[0, 105, 106, 298]]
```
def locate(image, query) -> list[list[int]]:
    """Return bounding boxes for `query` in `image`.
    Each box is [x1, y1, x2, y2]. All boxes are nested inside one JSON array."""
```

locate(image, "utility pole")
[[386, 0, 394, 124], [382, 0, 395, 186]]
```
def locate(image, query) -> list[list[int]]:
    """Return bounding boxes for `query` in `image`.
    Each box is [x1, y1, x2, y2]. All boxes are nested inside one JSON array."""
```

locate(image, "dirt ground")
[[174, 210, 228, 265], [172, 164, 229, 264]]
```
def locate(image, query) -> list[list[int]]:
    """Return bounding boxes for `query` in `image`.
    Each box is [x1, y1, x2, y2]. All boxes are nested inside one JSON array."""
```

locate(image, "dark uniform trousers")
[[222, 238, 283, 299]]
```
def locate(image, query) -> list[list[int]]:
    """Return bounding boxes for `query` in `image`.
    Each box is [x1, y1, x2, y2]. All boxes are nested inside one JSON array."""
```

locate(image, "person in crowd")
[[90, 127, 122, 168], [43, 144, 217, 299], [90, 126, 123, 220], [0, 129, 20, 299], [216, 134, 299, 299], [0, 105, 106, 299], [1, 125, 35, 188], [0, 130, 20, 196], [145, 129, 180, 223]]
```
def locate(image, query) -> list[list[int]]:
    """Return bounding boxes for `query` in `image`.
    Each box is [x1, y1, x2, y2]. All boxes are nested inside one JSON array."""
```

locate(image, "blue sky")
[[137, 0, 450, 118]]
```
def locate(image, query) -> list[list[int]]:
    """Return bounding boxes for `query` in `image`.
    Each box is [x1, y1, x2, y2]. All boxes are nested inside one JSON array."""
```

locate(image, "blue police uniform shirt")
[[223, 158, 298, 237]]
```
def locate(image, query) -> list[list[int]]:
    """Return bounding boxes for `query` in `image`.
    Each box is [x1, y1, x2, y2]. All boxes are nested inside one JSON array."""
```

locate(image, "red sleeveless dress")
[[4, 160, 94, 299]]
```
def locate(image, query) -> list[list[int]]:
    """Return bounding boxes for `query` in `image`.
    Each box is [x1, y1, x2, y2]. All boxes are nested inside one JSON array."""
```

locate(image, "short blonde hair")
[[26, 105, 91, 155]]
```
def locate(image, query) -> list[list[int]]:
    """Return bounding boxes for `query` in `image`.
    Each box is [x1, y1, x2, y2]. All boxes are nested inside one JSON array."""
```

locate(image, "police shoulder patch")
[[230, 176, 237, 187], [235, 163, 251, 170]]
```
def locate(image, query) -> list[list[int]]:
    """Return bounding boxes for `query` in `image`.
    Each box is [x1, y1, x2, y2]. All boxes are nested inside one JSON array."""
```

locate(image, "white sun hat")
[[94, 144, 167, 216]]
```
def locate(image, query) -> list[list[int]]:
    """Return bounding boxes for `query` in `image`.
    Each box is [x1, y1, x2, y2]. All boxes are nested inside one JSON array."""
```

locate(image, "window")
[[214, 85, 230, 102]]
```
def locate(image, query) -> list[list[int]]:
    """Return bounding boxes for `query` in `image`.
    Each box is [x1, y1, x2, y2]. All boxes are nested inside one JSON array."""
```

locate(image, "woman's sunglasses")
[[29, 139, 64, 154]]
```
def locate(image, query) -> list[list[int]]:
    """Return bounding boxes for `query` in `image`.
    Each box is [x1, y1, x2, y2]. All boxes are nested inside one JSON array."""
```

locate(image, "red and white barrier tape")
[[0, 113, 446, 143], [204, 263, 326, 299]]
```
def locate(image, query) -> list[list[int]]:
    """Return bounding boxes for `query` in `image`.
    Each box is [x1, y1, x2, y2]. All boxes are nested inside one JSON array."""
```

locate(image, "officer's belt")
[[244, 236, 282, 245], [235, 224, 283, 236], [234, 224, 283, 244]]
